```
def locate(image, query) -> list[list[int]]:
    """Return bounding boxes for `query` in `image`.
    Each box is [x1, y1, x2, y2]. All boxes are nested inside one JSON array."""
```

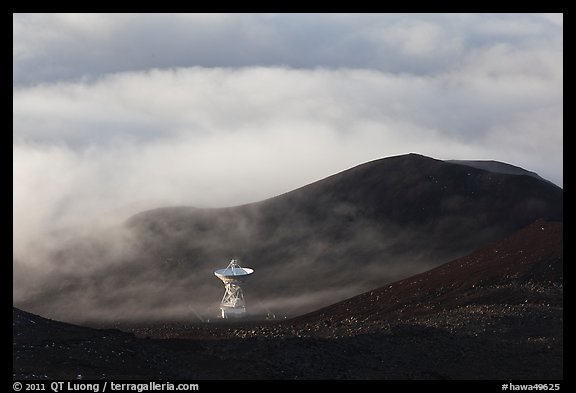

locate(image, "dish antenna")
[[214, 259, 254, 319]]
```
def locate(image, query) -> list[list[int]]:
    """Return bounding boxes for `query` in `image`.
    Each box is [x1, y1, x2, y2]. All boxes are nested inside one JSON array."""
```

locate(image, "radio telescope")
[[214, 259, 254, 319]]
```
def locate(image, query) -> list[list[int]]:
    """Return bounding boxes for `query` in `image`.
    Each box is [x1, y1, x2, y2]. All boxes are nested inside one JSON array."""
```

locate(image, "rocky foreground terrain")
[[13, 220, 562, 380]]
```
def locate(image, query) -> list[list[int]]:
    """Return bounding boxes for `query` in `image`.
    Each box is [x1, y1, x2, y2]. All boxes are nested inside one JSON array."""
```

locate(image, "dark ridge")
[[446, 159, 554, 185], [17, 153, 563, 322]]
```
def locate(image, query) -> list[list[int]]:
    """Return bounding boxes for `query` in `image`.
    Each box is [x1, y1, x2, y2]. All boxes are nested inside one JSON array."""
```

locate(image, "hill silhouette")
[[16, 153, 563, 322], [125, 153, 563, 317]]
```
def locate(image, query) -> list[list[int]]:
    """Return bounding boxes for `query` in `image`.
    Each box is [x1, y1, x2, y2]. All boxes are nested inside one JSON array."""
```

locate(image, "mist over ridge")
[[14, 154, 563, 323]]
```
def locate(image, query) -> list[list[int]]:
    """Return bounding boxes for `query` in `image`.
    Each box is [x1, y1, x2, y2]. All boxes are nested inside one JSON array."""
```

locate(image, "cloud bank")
[[13, 13, 563, 86]]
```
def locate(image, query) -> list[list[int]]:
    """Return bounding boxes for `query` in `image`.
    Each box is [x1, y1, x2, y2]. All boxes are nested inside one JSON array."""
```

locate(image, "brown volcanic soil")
[[13, 220, 562, 380], [284, 218, 563, 337]]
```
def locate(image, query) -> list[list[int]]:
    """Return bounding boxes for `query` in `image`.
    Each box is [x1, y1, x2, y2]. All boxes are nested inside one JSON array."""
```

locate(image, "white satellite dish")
[[214, 259, 254, 319]]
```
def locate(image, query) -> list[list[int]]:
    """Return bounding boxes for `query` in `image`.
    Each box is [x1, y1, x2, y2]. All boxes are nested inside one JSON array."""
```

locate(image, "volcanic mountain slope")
[[446, 159, 553, 184], [14, 220, 563, 379], [125, 154, 564, 311], [284, 219, 563, 337], [17, 153, 563, 322], [129, 154, 563, 267]]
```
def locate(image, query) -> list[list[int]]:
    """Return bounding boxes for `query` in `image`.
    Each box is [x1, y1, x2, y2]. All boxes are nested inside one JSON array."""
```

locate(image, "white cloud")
[[13, 13, 563, 85], [540, 13, 563, 27], [375, 20, 463, 58]]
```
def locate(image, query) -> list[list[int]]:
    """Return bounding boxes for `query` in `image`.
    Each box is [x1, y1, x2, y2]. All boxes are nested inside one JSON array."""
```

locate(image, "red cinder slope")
[[287, 219, 563, 337]]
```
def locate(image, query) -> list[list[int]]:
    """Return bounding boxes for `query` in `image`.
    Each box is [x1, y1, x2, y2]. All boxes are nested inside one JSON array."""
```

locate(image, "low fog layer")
[[13, 14, 563, 323]]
